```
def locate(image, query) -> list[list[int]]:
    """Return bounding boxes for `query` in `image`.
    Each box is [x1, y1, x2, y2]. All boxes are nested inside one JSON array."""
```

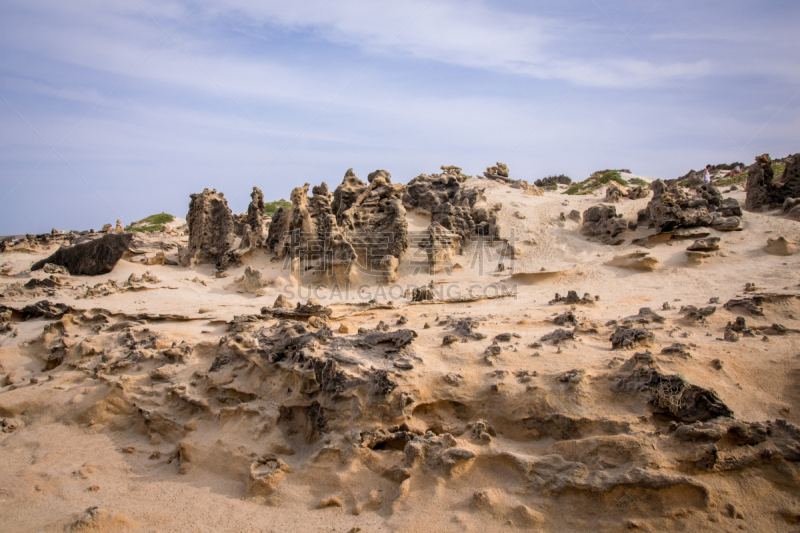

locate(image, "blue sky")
[[1, 0, 798, 234]]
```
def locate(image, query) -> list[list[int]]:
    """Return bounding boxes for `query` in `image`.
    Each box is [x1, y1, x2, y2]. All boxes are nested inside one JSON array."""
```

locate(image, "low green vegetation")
[[543, 185, 558, 191], [772, 162, 786, 180], [597, 170, 627, 186], [125, 212, 175, 233], [563, 170, 628, 195], [265, 199, 292, 217], [628, 177, 650, 188], [714, 171, 747, 187]]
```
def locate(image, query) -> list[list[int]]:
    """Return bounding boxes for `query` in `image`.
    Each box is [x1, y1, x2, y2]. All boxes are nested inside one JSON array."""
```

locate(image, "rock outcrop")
[[180, 189, 235, 270], [403, 166, 502, 263], [637, 180, 742, 233], [246, 187, 266, 247], [746, 153, 800, 211], [581, 205, 628, 245], [31, 233, 133, 275], [266, 170, 408, 282], [483, 162, 512, 183]]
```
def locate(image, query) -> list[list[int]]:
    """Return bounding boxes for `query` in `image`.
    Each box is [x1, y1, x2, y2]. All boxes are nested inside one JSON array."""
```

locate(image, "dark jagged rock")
[[638, 180, 741, 233], [680, 305, 717, 321], [661, 343, 691, 357], [549, 291, 594, 306], [31, 233, 133, 276], [723, 297, 764, 316], [271, 299, 332, 320], [356, 329, 417, 351], [180, 188, 235, 270], [20, 300, 72, 320], [580, 205, 627, 245], [610, 327, 654, 349], [541, 328, 575, 345], [746, 153, 800, 211], [412, 284, 436, 302], [726, 316, 755, 338], [553, 310, 577, 326], [440, 317, 485, 340], [613, 353, 733, 423], [621, 308, 665, 325]]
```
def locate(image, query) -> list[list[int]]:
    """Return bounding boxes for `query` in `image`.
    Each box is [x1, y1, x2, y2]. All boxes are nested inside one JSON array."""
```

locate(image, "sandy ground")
[[1, 177, 800, 532]]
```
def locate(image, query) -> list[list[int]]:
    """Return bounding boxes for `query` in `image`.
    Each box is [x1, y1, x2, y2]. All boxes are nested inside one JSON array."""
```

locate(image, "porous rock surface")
[[746, 153, 800, 211], [638, 180, 742, 233], [179, 188, 235, 269]]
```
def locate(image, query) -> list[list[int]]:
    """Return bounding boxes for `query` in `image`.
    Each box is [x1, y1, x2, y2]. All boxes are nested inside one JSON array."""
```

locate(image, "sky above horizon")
[[1, 0, 799, 235]]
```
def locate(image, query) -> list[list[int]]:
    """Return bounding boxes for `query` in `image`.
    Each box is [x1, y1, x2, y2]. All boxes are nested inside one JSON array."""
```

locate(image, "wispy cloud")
[[0, 0, 798, 234]]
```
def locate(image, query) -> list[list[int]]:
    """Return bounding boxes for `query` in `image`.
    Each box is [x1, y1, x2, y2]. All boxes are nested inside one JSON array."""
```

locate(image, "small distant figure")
[[703, 165, 711, 183], [731, 164, 741, 180]]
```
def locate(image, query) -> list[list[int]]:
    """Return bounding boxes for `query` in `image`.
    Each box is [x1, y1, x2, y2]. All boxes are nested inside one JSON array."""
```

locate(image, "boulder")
[[580, 205, 627, 245], [31, 233, 133, 276]]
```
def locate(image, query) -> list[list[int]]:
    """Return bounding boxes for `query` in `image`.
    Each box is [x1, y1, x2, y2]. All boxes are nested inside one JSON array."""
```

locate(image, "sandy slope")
[[1, 178, 800, 532]]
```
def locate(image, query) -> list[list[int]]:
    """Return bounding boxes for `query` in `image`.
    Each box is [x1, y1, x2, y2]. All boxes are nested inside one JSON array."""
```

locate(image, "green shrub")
[[127, 224, 165, 233], [772, 162, 786, 180], [714, 171, 747, 187], [137, 213, 174, 225], [124, 212, 175, 233], [597, 170, 628, 186], [628, 177, 650, 188], [265, 199, 292, 216], [543, 185, 558, 191], [562, 170, 628, 195]]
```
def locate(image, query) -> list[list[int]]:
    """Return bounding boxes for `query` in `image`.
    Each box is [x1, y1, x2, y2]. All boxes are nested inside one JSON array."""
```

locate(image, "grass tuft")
[[125, 212, 175, 233]]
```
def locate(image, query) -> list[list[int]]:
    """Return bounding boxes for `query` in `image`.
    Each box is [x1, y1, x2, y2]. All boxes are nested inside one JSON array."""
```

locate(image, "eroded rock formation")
[[180, 188, 235, 270], [266, 170, 409, 282], [637, 180, 742, 233], [581, 205, 628, 245], [746, 153, 800, 211]]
